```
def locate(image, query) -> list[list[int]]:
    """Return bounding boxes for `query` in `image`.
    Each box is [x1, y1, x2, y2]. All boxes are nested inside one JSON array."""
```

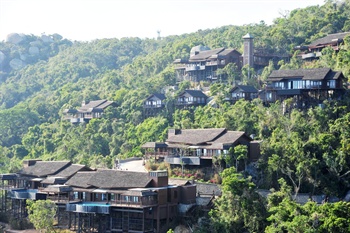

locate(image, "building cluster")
[[0, 160, 205, 233], [62, 32, 349, 122], [142, 128, 260, 167]]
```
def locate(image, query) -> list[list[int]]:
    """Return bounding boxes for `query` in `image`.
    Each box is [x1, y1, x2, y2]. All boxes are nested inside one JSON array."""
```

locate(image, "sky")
[[0, 0, 326, 42]]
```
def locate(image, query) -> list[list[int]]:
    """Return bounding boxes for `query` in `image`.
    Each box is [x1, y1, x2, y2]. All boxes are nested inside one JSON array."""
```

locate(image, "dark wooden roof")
[[79, 99, 114, 112], [54, 164, 91, 178], [145, 93, 166, 101], [178, 90, 208, 98], [230, 85, 258, 93], [309, 32, 350, 46], [167, 128, 225, 145], [141, 142, 168, 149], [66, 169, 152, 189], [189, 48, 241, 62], [189, 48, 225, 61], [19, 161, 71, 178], [65, 171, 96, 189], [267, 68, 343, 81], [167, 128, 250, 146]]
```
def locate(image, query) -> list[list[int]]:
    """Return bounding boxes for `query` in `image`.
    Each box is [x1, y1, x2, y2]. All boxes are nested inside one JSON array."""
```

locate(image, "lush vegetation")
[[1, 1, 350, 232]]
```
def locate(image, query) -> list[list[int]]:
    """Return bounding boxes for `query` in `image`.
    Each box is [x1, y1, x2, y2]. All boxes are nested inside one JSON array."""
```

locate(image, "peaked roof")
[[230, 85, 258, 93], [267, 68, 343, 81], [79, 99, 114, 111], [178, 90, 208, 98], [189, 48, 225, 61], [309, 32, 350, 47], [65, 171, 96, 189], [66, 169, 152, 189], [20, 161, 71, 177], [145, 93, 166, 101], [166, 128, 249, 145], [54, 164, 91, 178]]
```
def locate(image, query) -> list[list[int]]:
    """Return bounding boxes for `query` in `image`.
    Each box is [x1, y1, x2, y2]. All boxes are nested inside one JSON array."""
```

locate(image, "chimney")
[[82, 100, 86, 106], [242, 33, 254, 68], [23, 159, 41, 168], [149, 170, 168, 187], [168, 129, 180, 138]]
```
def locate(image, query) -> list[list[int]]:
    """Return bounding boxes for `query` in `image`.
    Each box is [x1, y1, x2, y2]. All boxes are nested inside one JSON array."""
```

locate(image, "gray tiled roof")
[[79, 100, 114, 112], [166, 128, 250, 146], [54, 164, 91, 178], [267, 68, 342, 81], [167, 128, 226, 145], [66, 169, 152, 189], [145, 93, 166, 101], [65, 171, 96, 189], [19, 161, 71, 177], [178, 90, 208, 98], [309, 32, 350, 46], [88, 169, 152, 189], [141, 142, 168, 148], [189, 48, 225, 61], [230, 85, 258, 93]]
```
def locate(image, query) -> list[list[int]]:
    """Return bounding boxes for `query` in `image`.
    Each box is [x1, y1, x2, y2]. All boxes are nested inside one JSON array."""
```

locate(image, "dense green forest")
[[1, 1, 350, 232]]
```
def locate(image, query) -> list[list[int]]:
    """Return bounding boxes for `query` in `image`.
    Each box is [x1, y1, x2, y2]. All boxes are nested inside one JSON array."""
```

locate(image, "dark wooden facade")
[[142, 128, 258, 166], [175, 90, 208, 109], [63, 99, 115, 124], [174, 47, 242, 83], [0, 161, 196, 233], [229, 85, 258, 103], [263, 68, 346, 108], [295, 32, 350, 60], [143, 93, 166, 118]]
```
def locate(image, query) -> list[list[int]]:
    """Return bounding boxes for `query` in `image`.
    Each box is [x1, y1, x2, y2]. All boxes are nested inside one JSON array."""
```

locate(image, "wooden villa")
[[143, 93, 166, 118], [175, 90, 208, 109], [63, 99, 115, 124], [229, 85, 258, 103], [295, 32, 350, 60], [142, 128, 260, 166], [174, 46, 242, 83], [263, 68, 346, 108], [0, 160, 196, 233]]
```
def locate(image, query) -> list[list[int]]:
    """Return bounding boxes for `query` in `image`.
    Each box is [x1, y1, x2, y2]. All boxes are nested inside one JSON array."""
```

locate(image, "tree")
[[26, 200, 57, 233], [209, 167, 267, 233]]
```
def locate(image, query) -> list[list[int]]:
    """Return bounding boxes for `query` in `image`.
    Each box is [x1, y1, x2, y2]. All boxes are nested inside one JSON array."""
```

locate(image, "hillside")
[[0, 1, 349, 195]]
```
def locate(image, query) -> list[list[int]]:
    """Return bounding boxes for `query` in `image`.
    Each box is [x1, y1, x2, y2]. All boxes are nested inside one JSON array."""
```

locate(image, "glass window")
[[327, 80, 335, 88]]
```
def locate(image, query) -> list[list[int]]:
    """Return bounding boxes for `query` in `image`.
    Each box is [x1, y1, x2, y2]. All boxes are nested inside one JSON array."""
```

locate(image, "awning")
[[93, 189, 109, 193], [31, 178, 44, 182]]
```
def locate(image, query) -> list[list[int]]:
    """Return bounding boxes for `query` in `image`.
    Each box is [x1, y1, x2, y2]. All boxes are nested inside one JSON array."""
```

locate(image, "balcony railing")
[[143, 104, 164, 109], [165, 156, 201, 165]]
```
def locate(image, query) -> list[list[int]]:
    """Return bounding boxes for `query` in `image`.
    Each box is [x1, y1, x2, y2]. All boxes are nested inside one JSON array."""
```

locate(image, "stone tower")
[[243, 33, 254, 67]]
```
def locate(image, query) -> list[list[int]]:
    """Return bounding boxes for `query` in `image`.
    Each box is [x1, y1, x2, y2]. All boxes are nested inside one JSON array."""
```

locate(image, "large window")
[[327, 80, 336, 88]]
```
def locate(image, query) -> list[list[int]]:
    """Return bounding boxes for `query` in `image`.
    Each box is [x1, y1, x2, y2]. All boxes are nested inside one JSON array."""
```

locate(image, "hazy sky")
[[0, 0, 326, 42]]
